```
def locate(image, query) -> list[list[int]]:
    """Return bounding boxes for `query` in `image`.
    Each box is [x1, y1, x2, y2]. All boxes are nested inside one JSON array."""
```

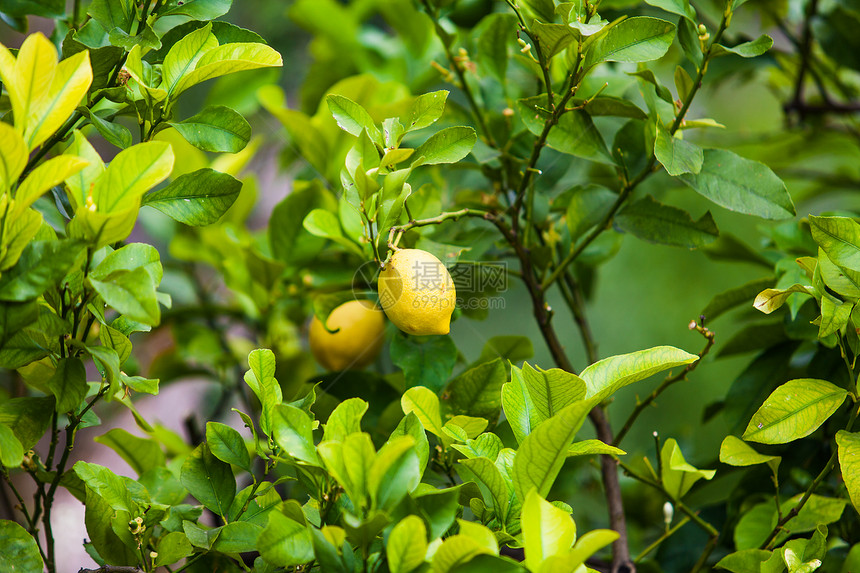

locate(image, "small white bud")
[[663, 501, 674, 525]]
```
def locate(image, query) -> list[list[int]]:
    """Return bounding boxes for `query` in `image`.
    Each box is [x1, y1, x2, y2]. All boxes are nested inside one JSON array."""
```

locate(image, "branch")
[[78, 567, 143, 573], [613, 322, 715, 447], [386, 208, 493, 252]]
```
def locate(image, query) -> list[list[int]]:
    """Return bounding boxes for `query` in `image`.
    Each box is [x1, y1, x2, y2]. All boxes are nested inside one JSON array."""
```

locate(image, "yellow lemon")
[[309, 300, 386, 371], [378, 249, 456, 335]]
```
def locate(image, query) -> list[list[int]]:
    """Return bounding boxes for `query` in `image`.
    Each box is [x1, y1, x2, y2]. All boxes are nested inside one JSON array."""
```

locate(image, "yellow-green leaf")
[[581, 346, 698, 403], [161, 24, 219, 95], [14, 155, 88, 217], [660, 438, 715, 499], [64, 130, 105, 210], [0, 122, 27, 192], [836, 430, 860, 515], [171, 42, 283, 98], [1, 34, 56, 140], [743, 379, 848, 444], [401, 386, 444, 437], [24, 49, 92, 150], [387, 515, 427, 573], [719, 435, 780, 471], [522, 489, 576, 571], [90, 141, 174, 213]]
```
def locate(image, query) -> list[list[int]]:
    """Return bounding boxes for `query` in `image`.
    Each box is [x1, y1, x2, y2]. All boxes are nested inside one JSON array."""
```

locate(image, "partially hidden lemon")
[[309, 300, 386, 371], [377, 248, 456, 335]]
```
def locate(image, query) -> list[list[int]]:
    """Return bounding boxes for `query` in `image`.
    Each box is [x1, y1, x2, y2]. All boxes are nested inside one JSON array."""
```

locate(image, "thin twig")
[[614, 324, 715, 447]]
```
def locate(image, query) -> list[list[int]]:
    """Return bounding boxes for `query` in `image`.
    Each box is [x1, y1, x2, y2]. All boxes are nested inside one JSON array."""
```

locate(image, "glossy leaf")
[[0, 520, 43, 572], [171, 42, 283, 98], [459, 456, 510, 521], [753, 284, 814, 314], [45, 357, 87, 414], [719, 435, 780, 471], [206, 421, 252, 472], [161, 24, 219, 95], [836, 431, 860, 515], [522, 489, 576, 571], [567, 439, 625, 457], [580, 346, 698, 403], [565, 185, 618, 240], [645, 0, 696, 22], [271, 404, 319, 465], [654, 124, 703, 176], [809, 215, 860, 272], [513, 400, 593, 501], [244, 348, 282, 436], [89, 267, 160, 325], [615, 195, 718, 249], [327, 94, 383, 144], [0, 240, 84, 302], [446, 358, 507, 418], [405, 90, 448, 132], [743, 379, 848, 444], [519, 363, 587, 425], [713, 35, 773, 58], [0, 122, 27, 193], [584, 17, 676, 69], [387, 515, 427, 573], [90, 141, 174, 214], [0, 425, 24, 468], [679, 149, 795, 220], [401, 386, 445, 437], [660, 438, 715, 499], [258, 512, 314, 567], [413, 126, 477, 165], [14, 155, 88, 217], [181, 443, 236, 518], [142, 167, 241, 226], [391, 334, 457, 393], [370, 436, 420, 510], [518, 97, 614, 165], [170, 105, 251, 153], [502, 365, 534, 445]]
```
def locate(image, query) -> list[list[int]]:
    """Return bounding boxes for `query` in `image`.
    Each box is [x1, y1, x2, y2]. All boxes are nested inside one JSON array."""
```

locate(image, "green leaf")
[[211, 521, 263, 554], [94, 428, 165, 477], [401, 386, 445, 437], [170, 42, 283, 98], [654, 123, 703, 176], [713, 35, 773, 58], [90, 140, 174, 214], [14, 155, 89, 216], [584, 17, 676, 69], [565, 185, 618, 240], [781, 494, 847, 533], [327, 94, 383, 144], [479, 336, 534, 363], [161, 24, 219, 95], [89, 267, 160, 325], [743, 379, 848, 444], [645, 0, 696, 22], [819, 294, 852, 339], [679, 149, 795, 220], [818, 247, 860, 300], [477, 13, 515, 83], [92, 243, 162, 285], [584, 96, 648, 119], [446, 358, 507, 419], [45, 357, 88, 413], [715, 549, 772, 573], [391, 334, 458, 393], [513, 400, 593, 501], [719, 435, 780, 471], [431, 532, 495, 573], [79, 107, 132, 149], [518, 97, 614, 165], [271, 403, 319, 465], [142, 168, 241, 226], [567, 439, 625, 457], [702, 277, 775, 321], [615, 195, 718, 248], [387, 515, 428, 573], [370, 436, 420, 510], [303, 208, 363, 255], [0, 424, 24, 468], [0, 122, 27, 193], [809, 216, 860, 272], [322, 397, 368, 443], [459, 456, 510, 522], [753, 284, 813, 314], [391, 412, 430, 475], [522, 489, 576, 571], [502, 366, 534, 445], [64, 130, 105, 208], [73, 460, 145, 513], [660, 438, 715, 499], [566, 530, 621, 570], [268, 179, 333, 263], [181, 443, 236, 518], [206, 421, 252, 472], [836, 431, 860, 516], [0, 239, 83, 302], [0, 397, 53, 450], [520, 362, 587, 425], [170, 105, 251, 153], [258, 511, 314, 567], [531, 21, 576, 59], [154, 532, 194, 568], [160, 0, 233, 19], [83, 487, 138, 565], [413, 126, 477, 165], [405, 90, 449, 132], [580, 346, 698, 403], [0, 520, 44, 573], [244, 349, 283, 437]]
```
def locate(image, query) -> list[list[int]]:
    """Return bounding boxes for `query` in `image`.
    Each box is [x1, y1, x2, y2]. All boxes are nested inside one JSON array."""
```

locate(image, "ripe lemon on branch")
[[309, 300, 386, 371], [378, 249, 456, 335]]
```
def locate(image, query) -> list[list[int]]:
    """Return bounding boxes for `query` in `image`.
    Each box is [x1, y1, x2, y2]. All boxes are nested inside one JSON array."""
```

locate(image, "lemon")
[[378, 249, 457, 335], [309, 300, 386, 371]]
